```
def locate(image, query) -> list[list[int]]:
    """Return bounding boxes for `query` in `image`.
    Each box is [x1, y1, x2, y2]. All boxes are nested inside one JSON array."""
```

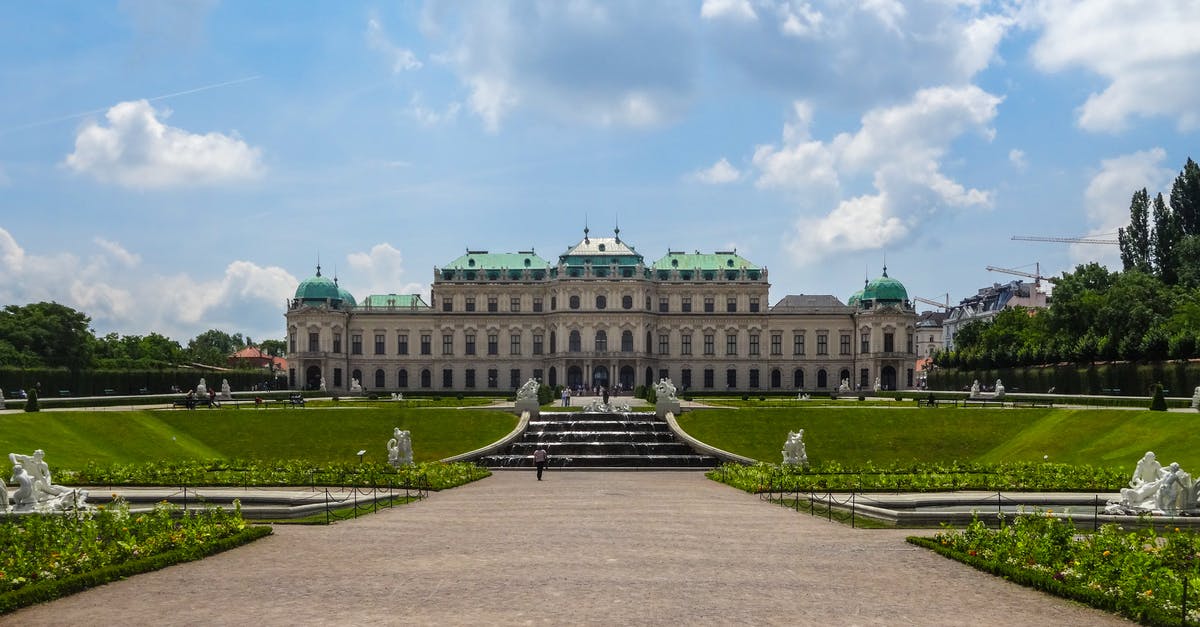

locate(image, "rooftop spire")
[[583, 216, 590, 244]]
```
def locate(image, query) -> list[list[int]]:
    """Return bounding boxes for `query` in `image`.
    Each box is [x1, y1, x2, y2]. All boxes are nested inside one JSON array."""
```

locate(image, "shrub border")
[[0, 524, 272, 615], [906, 536, 1180, 626]]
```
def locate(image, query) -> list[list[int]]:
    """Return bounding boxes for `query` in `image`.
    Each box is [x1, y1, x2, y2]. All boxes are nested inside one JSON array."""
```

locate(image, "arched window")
[[398, 369, 408, 388], [622, 295, 633, 310], [770, 369, 781, 388], [596, 295, 607, 309], [569, 330, 581, 352], [375, 369, 385, 389], [420, 369, 431, 388], [549, 331, 556, 353], [569, 295, 580, 309], [793, 369, 804, 389], [621, 330, 634, 352], [645, 331, 652, 354], [817, 369, 827, 388], [595, 330, 608, 351]]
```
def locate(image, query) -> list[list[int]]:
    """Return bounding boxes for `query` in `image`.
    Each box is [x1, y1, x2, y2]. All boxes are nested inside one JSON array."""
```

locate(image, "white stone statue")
[[0, 476, 7, 513], [0, 388, 5, 411], [516, 378, 540, 401], [994, 379, 1006, 399], [1192, 386, 1200, 410], [391, 392, 404, 401], [873, 377, 881, 392], [782, 430, 808, 466], [1110, 452, 1200, 515], [350, 378, 363, 394], [970, 379, 981, 398], [8, 450, 89, 512], [196, 378, 208, 397], [796, 392, 810, 401], [219, 379, 233, 400], [838, 378, 851, 394], [319, 377, 327, 392], [653, 378, 678, 401], [1156, 463, 1193, 515], [387, 428, 413, 467]]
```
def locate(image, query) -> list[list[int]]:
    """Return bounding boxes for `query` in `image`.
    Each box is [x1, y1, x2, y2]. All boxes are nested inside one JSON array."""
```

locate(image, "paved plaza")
[[7, 471, 1129, 626]]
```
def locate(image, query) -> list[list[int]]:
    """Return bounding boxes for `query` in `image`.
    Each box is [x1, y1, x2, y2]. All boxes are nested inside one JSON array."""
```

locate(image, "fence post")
[[325, 489, 330, 525], [827, 491, 832, 522], [851, 492, 856, 529]]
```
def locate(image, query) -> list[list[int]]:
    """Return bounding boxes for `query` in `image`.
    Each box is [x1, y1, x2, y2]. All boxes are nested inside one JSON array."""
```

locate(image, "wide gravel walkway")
[[7, 471, 1129, 626]]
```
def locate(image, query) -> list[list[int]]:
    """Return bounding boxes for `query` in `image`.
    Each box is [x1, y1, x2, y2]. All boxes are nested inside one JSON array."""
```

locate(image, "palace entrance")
[[592, 365, 610, 390]]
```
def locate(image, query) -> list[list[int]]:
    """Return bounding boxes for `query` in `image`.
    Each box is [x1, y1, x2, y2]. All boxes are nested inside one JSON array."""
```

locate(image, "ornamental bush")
[[23, 388, 38, 412], [1150, 384, 1168, 411]]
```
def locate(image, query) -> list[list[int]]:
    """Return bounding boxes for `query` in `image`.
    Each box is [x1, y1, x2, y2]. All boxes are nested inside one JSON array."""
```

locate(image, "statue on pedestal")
[[350, 378, 363, 394], [196, 378, 208, 397], [970, 380, 981, 398], [219, 379, 233, 400], [873, 377, 881, 393], [8, 449, 89, 512], [387, 428, 413, 467], [782, 430, 808, 466], [319, 377, 327, 392], [1191, 386, 1200, 410], [994, 379, 1006, 399]]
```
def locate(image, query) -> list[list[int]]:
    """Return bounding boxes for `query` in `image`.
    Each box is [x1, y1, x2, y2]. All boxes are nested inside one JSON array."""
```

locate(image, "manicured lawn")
[[676, 406, 1200, 469], [1, 406, 519, 469]]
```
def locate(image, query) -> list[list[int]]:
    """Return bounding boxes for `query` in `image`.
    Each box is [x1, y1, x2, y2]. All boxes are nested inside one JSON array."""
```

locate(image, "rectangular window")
[[726, 333, 737, 356], [659, 297, 668, 313], [333, 368, 342, 387], [442, 297, 452, 312], [749, 369, 759, 389], [465, 297, 475, 312], [510, 369, 521, 389], [420, 334, 431, 355], [659, 368, 669, 382], [374, 334, 385, 355], [510, 333, 521, 355], [681, 297, 692, 313], [308, 332, 319, 353], [840, 334, 850, 356], [726, 369, 737, 388], [550, 296, 557, 310], [488, 334, 499, 355], [465, 334, 476, 356], [906, 332, 914, 354], [510, 297, 520, 312], [487, 369, 498, 389], [487, 297, 498, 313], [907, 368, 914, 388], [289, 333, 296, 353], [351, 334, 362, 355], [749, 297, 760, 313], [333, 333, 342, 354], [658, 333, 669, 355], [533, 334, 544, 355], [465, 369, 476, 388], [793, 333, 805, 356], [703, 369, 714, 389], [442, 334, 453, 356], [860, 368, 870, 389], [397, 334, 408, 355], [681, 368, 692, 389], [726, 297, 737, 313], [884, 332, 895, 353], [533, 368, 543, 383], [442, 369, 453, 388], [533, 297, 543, 313], [681, 333, 692, 356], [817, 334, 828, 355], [770, 333, 781, 356], [703, 333, 715, 356], [704, 297, 714, 313], [749, 333, 760, 356], [861, 332, 870, 354]]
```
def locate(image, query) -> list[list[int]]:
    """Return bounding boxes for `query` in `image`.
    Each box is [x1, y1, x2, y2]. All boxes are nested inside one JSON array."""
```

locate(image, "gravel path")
[[6, 471, 1130, 626]]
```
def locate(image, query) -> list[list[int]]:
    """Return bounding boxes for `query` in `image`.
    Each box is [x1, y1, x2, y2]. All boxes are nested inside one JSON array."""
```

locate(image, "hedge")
[[929, 361, 1200, 397]]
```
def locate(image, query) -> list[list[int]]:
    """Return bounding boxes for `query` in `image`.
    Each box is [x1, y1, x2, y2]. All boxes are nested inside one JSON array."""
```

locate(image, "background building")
[[285, 229, 918, 394]]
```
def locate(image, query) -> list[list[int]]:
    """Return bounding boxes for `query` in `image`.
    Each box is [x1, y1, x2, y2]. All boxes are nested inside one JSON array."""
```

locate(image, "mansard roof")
[[770, 294, 850, 312], [359, 293, 430, 310], [443, 250, 550, 272], [650, 250, 759, 272]]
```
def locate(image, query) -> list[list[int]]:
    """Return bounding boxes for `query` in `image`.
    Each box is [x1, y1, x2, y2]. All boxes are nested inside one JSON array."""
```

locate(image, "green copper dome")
[[847, 288, 864, 307], [861, 267, 908, 302], [294, 266, 340, 303]]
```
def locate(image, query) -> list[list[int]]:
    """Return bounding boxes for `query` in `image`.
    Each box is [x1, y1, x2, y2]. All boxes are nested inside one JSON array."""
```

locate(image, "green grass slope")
[[676, 406, 1200, 469], [0, 406, 518, 468]]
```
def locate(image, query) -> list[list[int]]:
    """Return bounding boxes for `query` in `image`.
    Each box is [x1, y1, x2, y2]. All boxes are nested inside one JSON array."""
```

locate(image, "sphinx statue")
[[219, 379, 233, 400], [350, 378, 363, 394], [782, 430, 808, 466], [654, 378, 678, 401], [1192, 386, 1200, 410], [994, 379, 1006, 399], [970, 380, 981, 398], [195, 378, 208, 397]]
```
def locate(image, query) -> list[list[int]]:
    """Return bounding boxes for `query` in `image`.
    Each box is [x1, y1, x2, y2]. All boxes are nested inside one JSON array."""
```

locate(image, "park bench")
[[172, 397, 213, 409], [276, 394, 306, 408], [915, 398, 938, 407], [58, 390, 71, 397]]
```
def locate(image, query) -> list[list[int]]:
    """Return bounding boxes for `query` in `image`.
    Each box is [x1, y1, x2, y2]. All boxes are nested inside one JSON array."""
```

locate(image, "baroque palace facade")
[[285, 228, 918, 394]]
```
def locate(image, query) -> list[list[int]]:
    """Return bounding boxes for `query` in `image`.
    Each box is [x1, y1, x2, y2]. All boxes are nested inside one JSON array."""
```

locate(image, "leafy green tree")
[[1045, 263, 1115, 339], [1150, 191, 1180, 283], [1118, 188, 1152, 272], [258, 339, 286, 357], [186, 329, 246, 366], [24, 387, 39, 412], [1170, 157, 1200, 237], [1175, 235, 1200, 288], [0, 302, 95, 371]]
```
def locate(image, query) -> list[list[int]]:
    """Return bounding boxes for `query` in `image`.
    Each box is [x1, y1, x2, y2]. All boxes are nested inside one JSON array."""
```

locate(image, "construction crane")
[[913, 295, 951, 310], [986, 263, 1058, 286], [1012, 235, 1118, 245]]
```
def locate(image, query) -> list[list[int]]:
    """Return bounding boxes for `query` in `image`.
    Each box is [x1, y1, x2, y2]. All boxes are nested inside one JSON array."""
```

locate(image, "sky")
[[2, 1, 1199, 344]]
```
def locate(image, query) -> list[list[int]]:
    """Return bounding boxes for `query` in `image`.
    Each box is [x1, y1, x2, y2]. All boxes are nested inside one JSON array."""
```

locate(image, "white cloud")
[[1008, 148, 1027, 170], [1026, 1, 1200, 131], [345, 243, 424, 298], [1072, 148, 1173, 267], [406, 95, 462, 126], [0, 227, 295, 341], [65, 100, 263, 189], [751, 85, 1001, 262], [367, 16, 423, 73], [422, 1, 696, 131], [701, 0, 757, 22], [689, 158, 741, 184]]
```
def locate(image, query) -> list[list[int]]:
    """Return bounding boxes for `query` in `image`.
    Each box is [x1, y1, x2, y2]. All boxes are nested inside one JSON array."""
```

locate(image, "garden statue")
[[0, 476, 7, 513], [1192, 386, 1200, 410], [319, 377, 327, 392], [838, 379, 851, 394], [654, 378, 678, 401], [387, 428, 413, 467], [1155, 463, 1193, 515], [994, 379, 1006, 399], [782, 430, 807, 466], [391, 392, 404, 401], [8, 449, 89, 512], [195, 378, 208, 397], [970, 380, 981, 397], [0, 388, 5, 411], [796, 392, 810, 401], [873, 377, 881, 392], [350, 378, 363, 394], [516, 378, 540, 401], [219, 379, 233, 400], [1109, 452, 1200, 515]]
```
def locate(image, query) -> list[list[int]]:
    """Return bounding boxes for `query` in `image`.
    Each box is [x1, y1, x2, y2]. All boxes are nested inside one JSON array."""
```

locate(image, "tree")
[[186, 329, 246, 366], [0, 302, 95, 372], [258, 339, 286, 357], [1119, 188, 1152, 272], [1170, 157, 1200, 237], [1151, 192, 1180, 283]]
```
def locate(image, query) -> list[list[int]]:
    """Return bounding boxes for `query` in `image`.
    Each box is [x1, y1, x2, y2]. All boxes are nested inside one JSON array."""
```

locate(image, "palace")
[[284, 228, 918, 394]]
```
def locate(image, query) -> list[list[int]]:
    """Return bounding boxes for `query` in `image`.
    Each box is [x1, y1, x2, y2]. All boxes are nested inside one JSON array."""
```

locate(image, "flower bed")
[[60, 460, 490, 490], [912, 513, 1200, 625], [710, 461, 1126, 493], [0, 499, 269, 614]]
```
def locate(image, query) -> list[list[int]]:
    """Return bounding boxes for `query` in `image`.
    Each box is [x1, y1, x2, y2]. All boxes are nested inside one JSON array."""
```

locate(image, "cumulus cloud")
[[1025, 0, 1200, 131], [688, 158, 741, 184], [0, 227, 296, 341], [422, 0, 697, 131], [367, 16, 423, 73], [1009, 148, 1027, 170], [405, 94, 462, 126], [751, 85, 1001, 262], [65, 100, 263, 188], [1070, 148, 1173, 267], [345, 243, 424, 298], [704, 1, 1012, 107]]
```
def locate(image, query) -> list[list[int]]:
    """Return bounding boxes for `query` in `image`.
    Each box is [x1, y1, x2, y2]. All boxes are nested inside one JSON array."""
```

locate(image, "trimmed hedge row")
[[929, 361, 1200, 397], [0, 367, 284, 398], [0, 525, 271, 615]]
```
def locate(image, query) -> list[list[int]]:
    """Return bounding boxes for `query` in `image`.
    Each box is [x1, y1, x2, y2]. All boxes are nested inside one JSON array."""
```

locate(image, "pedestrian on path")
[[561, 388, 569, 407], [533, 446, 548, 480]]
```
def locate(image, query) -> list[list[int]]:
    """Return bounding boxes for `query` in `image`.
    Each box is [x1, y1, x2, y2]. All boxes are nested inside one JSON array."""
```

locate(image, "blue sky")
[[2, 1, 1199, 343]]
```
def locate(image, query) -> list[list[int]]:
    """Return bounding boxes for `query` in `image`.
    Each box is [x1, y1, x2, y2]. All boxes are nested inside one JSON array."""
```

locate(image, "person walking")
[[533, 446, 548, 481]]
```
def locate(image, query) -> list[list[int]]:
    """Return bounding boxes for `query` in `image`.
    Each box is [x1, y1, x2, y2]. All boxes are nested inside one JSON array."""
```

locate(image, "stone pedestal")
[[515, 397, 540, 418], [656, 398, 681, 419]]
